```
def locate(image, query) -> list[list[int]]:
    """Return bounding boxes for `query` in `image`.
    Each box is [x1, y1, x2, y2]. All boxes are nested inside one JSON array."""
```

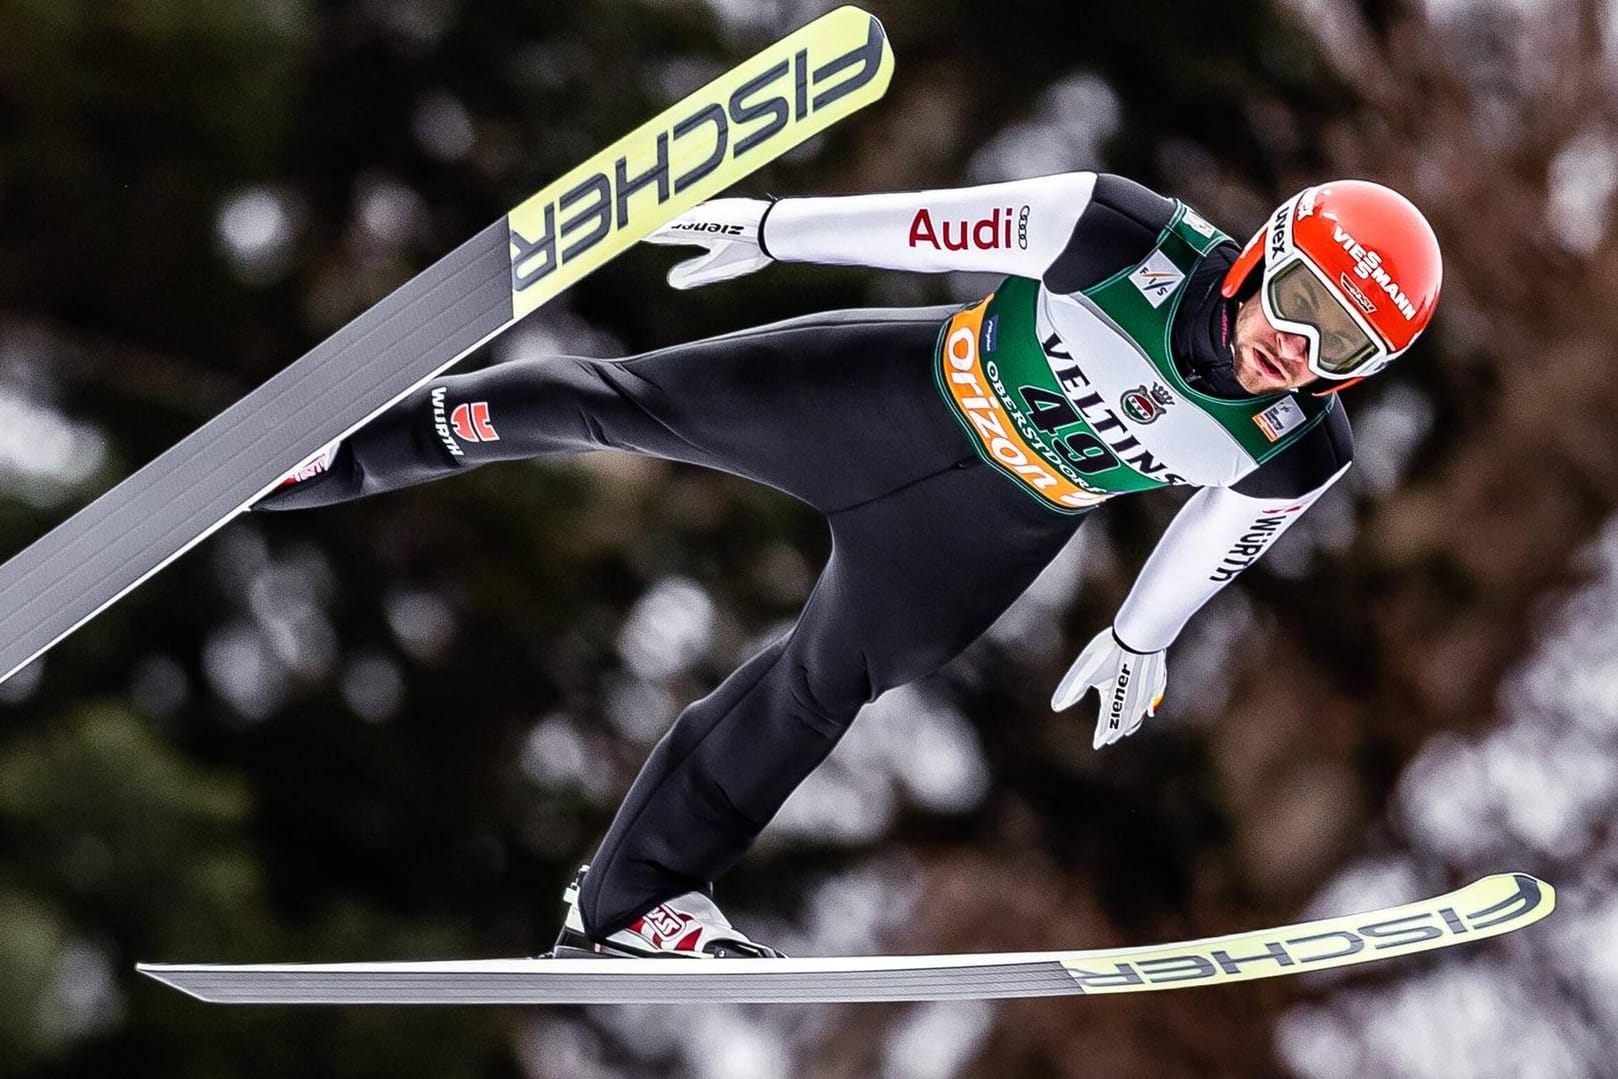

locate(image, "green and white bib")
[[933, 203, 1335, 513]]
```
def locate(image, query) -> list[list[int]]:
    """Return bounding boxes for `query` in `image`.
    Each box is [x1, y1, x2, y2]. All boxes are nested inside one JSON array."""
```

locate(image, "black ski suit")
[[259, 305, 1086, 934], [257, 173, 1352, 937]]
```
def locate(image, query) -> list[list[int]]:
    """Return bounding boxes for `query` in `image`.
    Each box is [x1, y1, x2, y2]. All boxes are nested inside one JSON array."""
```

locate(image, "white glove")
[[1051, 628, 1167, 750], [642, 197, 773, 289]]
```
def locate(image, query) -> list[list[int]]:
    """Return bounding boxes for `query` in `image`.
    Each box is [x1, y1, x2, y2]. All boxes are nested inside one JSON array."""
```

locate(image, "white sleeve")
[[761, 172, 1097, 278], [1111, 464, 1352, 652]]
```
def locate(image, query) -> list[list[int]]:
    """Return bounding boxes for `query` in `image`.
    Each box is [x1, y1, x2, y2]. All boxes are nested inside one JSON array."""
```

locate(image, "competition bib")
[[933, 203, 1334, 513], [935, 296, 1108, 512]]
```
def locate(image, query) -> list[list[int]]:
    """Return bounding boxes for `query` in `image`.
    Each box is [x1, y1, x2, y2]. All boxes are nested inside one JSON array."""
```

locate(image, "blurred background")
[[1, 0, 1615, 1075]]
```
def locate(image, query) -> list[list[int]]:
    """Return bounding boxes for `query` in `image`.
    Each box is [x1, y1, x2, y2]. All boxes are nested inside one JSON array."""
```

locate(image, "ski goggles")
[[1255, 194, 1403, 380], [1260, 256, 1392, 379]]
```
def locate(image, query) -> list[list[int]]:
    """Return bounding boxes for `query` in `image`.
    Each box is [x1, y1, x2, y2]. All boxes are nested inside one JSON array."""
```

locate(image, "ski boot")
[[548, 865, 786, 959]]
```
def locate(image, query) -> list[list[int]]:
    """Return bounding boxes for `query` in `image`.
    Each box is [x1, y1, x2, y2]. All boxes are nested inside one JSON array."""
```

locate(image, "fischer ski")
[[0, 6, 894, 686], [137, 871, 1552, 1005]]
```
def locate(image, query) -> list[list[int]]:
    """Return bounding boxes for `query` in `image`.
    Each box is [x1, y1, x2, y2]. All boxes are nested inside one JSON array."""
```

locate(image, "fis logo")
[[450, 401, 499, 443], [1128, 251, 1185, 308], [1253, 397, 1305, 443], [645, 904, 686, 939], [508, 18, 887, 295]]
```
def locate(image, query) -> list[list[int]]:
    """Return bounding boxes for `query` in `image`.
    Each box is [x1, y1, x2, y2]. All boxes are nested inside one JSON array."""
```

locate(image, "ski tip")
[[1489, 871, 1557, 921]]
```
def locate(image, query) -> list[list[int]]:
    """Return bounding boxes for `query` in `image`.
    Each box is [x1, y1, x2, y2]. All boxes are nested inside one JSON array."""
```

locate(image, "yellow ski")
[[138, 873, 1552, 1004], [0, 6, 894, 686]]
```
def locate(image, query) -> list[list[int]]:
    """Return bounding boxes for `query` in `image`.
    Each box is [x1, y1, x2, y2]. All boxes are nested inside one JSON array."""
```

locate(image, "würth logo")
[[450, 401, 499, 443], [431, 387, 463, 457]]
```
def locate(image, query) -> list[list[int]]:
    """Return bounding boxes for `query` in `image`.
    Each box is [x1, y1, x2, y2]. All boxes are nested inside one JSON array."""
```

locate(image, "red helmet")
[[1221, 180, 1443, 381]]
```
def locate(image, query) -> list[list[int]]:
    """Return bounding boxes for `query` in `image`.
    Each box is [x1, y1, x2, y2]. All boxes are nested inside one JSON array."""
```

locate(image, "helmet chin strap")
[[1312, 377, 1365, 397]]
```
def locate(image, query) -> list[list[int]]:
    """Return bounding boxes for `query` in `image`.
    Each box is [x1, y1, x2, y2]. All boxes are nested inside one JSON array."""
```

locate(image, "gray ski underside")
[[137, 955, 1083, 1004], [0, 221, 512, 683], [135, 874, 1556, 1005]]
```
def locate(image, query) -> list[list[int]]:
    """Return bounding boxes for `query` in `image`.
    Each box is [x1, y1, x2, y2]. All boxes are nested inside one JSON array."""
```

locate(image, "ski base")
[[137, 872, 1552, 1004]]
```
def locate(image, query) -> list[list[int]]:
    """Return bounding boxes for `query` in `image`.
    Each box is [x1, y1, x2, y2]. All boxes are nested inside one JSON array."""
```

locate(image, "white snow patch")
[[0, 657, 45, 705], [1282, 511, 1618, 1075], [604, 673, 679, 745], [203, 621, 288, 722], [1276, 960, 1594, 1079], [216, 186, 297, 284], [0, 389, 106, 502], [356, 177, 429, 248], [1547, 128, 1618, 256], [520, 713, 616, 804], [40, 940, 123, 1043], [130, 655, 189, 717], [340, 650, 405, 722], [768, 685, 990, 844], [413, 93, 476, 161], [497, 307, 623, 364], [617, 575, 717, 681], [968, 73, 1120, 182], [1350, 383, 1434, 496], [385, 588, 458, 661], [882, 999, 995, 1079]]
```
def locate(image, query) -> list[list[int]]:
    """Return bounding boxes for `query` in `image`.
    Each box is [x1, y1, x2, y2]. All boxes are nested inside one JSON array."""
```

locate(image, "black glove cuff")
[[757, 197, 780, 261], [1111, 627, 1151, 656]]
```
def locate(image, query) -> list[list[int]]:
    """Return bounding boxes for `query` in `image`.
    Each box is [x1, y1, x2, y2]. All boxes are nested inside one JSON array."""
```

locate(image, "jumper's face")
[[1231, 296, 1320, 394]]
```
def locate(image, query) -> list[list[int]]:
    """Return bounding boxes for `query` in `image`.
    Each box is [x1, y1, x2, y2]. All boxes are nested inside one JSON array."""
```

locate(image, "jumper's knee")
[[784, 652, 874, 739]]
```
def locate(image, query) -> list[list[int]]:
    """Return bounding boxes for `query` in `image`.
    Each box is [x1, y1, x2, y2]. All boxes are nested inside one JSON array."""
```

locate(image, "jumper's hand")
[[643, 198, 773, 289], [1051, 628, 1167, 749]]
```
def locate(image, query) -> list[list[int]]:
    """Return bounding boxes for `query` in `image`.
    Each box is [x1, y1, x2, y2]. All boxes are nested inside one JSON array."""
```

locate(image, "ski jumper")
[[257, 173, 1353, 936]]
